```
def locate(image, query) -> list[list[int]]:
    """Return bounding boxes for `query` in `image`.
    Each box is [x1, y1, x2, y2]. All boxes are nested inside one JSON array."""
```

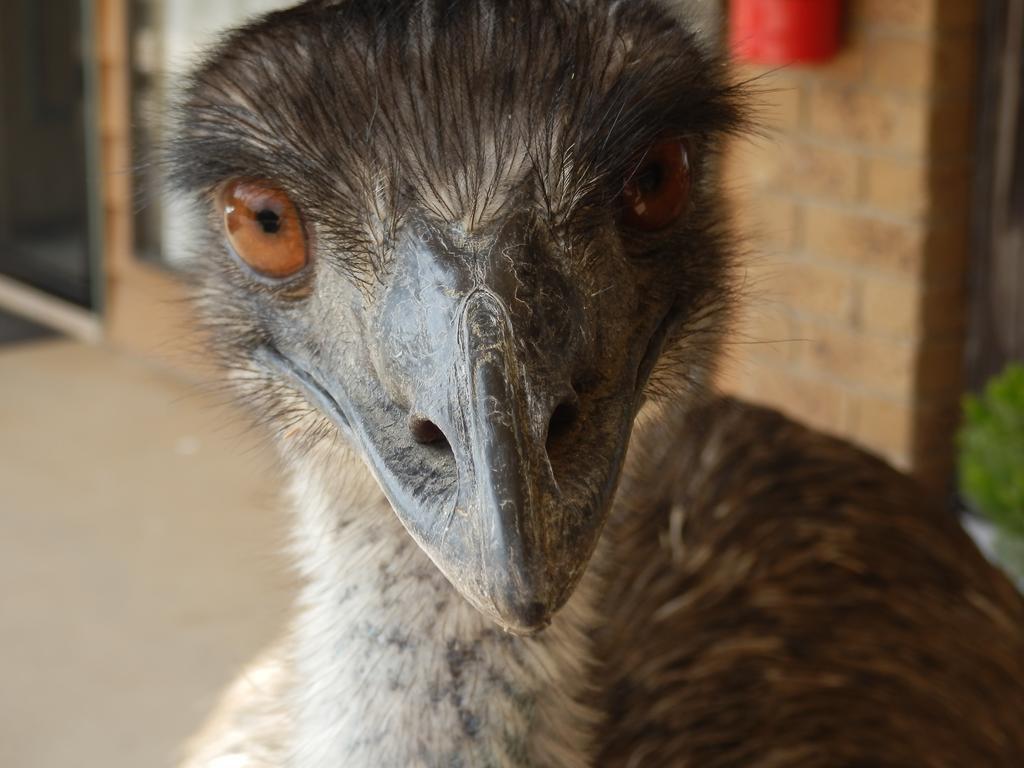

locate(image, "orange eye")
[[220, 180, 308, 278], [620, 139, 691, 231]]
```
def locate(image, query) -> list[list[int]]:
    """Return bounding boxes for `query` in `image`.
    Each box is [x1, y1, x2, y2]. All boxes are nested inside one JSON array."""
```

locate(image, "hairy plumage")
[[601, 398, 1024, 766], [171, 1, 1024, 766]]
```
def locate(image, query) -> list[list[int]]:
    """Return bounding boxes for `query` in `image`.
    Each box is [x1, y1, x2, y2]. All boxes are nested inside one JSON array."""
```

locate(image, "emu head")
[[172, 0, 742, 634]]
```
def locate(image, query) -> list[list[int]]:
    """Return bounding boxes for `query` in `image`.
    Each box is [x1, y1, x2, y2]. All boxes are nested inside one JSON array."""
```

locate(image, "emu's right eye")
[[620, 139, 692, 232], [220, 180, 308, 278]]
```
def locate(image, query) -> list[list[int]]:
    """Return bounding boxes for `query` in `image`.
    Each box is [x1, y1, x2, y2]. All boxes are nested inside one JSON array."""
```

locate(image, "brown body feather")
[[599, 397, 1024, 766]]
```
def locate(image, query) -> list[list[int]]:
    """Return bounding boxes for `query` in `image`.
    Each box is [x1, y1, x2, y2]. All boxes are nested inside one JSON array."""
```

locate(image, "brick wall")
[[719, 0, 981, 494]]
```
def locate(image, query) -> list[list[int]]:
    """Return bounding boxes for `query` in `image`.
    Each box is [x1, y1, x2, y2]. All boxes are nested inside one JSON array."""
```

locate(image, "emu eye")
[[620, 139, 691, 231], [220, 180, 308, 278]]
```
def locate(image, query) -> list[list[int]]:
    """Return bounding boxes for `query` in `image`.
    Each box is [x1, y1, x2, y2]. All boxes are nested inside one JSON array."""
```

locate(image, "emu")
[[172, 1, 1024, 765]]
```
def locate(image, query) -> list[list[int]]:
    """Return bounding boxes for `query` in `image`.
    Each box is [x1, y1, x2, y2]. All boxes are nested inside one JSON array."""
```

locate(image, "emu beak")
[[263, 224, 666, 634]]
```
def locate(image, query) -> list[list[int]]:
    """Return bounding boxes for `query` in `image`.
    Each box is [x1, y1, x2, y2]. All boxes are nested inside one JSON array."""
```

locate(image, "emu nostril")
[[409, 416, 449, 448], [546, 398, 580, 451]]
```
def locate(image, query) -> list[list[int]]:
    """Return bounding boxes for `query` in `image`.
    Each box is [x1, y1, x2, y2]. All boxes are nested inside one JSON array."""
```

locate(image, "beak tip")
[[491, 597, 554, 636]]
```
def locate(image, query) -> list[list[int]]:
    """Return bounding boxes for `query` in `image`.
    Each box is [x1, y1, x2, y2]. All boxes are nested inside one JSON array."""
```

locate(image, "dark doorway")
[[968, 0, 1024, 389], [0, 0, 94, 308]]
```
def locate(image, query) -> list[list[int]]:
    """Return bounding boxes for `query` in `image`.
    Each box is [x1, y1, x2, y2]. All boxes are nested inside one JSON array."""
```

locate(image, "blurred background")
[[0, 1, 1021, 766]]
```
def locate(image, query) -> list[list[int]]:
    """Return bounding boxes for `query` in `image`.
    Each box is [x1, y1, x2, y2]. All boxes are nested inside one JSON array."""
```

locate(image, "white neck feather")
[[282, 453, 602, 768]]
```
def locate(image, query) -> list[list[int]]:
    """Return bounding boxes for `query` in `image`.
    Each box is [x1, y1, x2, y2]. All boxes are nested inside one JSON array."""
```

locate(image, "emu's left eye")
[[220, 180, 308, 278], [620, 139, 691, 231]]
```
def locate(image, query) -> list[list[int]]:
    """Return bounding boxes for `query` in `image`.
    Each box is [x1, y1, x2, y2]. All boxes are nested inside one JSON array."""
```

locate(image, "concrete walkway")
[[0, 340, 294, 768]]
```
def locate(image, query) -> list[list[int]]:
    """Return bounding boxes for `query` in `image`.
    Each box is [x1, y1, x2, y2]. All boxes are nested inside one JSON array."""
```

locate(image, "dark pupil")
[[636, 163, 664, 197], [256, 208, 282, 234]]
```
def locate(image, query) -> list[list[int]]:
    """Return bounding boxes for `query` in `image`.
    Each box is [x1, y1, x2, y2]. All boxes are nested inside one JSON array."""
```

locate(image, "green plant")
[[959, 363, 1024, 538]]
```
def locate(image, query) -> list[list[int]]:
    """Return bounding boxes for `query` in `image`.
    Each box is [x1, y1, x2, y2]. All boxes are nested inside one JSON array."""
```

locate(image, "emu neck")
[[285, 461, 601, 768]]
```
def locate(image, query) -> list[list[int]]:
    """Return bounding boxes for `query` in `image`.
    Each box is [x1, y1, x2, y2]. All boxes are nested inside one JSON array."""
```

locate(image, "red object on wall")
[[730, 0, 843, 65]]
